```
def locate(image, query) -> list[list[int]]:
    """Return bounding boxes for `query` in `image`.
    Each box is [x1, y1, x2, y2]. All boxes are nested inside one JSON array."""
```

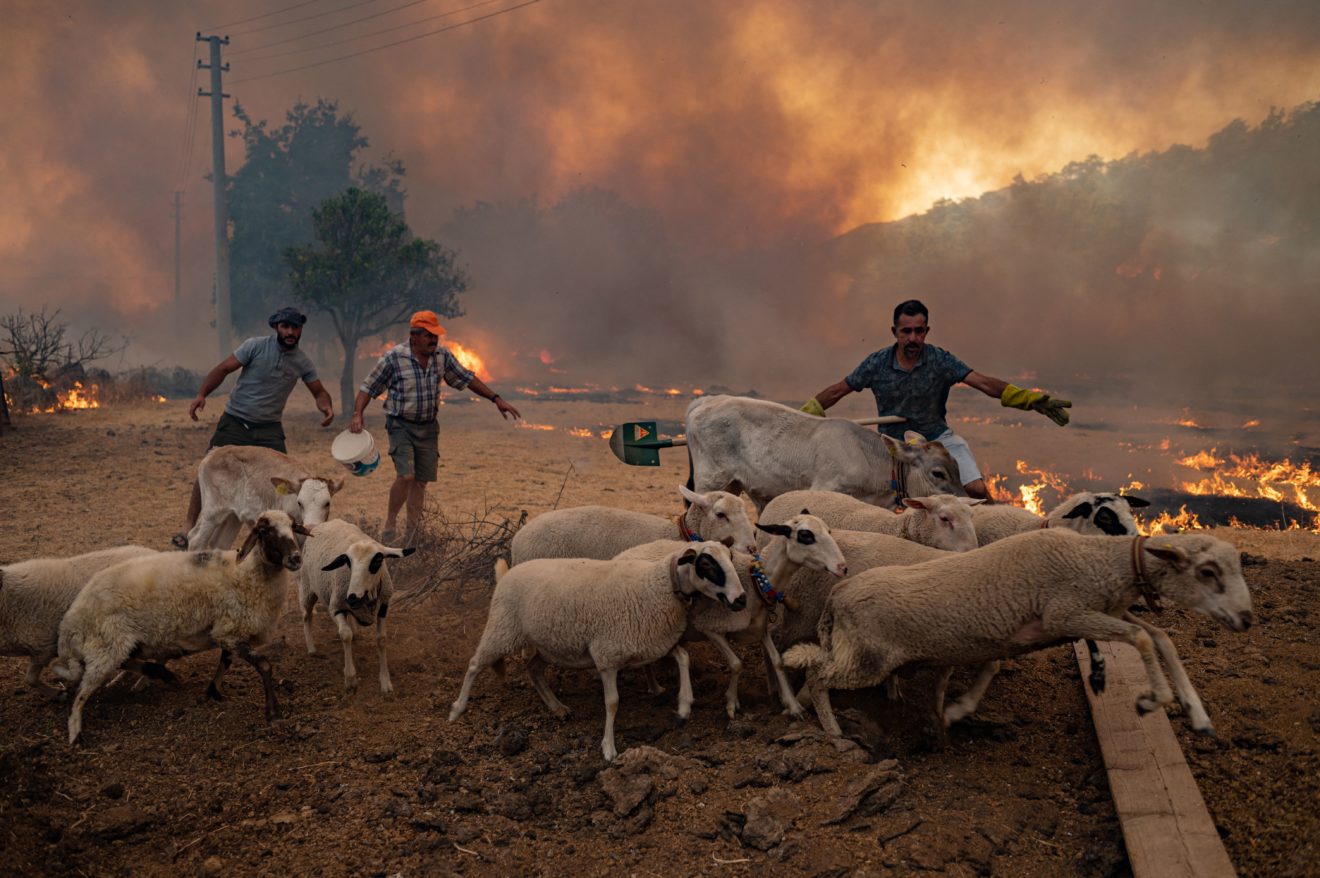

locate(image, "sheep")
[[297, 519, 415, 694], [771, 530, 950, 657], [969, 491, 1151, 694], [970, 491, 1151, 546], [54, 511, 310, 744], [615, 512, 848, 719], [762, 490, 982, 553], [783, 530, 1252, 741], [509, 486, 758, 566], [0, 546, 158, 694], [448, 541, 745, 762], [186, 445, 344, 550]]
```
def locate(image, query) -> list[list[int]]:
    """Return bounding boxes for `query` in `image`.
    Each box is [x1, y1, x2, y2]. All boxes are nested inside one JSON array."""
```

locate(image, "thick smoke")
[[2, 0, 1319, 398]]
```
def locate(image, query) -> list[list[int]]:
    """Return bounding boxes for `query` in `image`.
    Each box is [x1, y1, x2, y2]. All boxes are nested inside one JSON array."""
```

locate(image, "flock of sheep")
[[0, 396, 1254, 766]]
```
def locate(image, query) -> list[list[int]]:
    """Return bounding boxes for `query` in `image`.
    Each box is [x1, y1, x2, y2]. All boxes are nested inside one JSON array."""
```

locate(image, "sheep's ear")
[[756, 523, 791, 537], [292, 522, 314, 537], [1122, 495, 1151, 508], [388, 546, 417, 558], [800, 508, 811, 515], [326, 477, 345, 495], [676, 548, 697, 566], [271, 477, 297, 495], [1145, 543, 1192, 571], [237, 526, 262, 561], [678, 485, 710, 510], [368, 553, 385, 575], [959, 497, 987, 506], [1062, 502, 1093, 520], [902, 430, 925, 445], [719, 537, 735, 548], [902, 497, 928, 510], [321, 554, 350, 572]]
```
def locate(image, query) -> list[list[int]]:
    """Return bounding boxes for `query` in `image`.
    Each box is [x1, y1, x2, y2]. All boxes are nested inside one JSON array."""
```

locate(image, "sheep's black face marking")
[[368, 553, 385, 575], [1093, 507, 1127, 536], [795, 529, 817, 545], [694, 553, 726, 587]]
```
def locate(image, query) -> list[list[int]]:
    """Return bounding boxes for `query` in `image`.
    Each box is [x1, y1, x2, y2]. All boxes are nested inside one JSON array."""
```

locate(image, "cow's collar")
[[887, 444, 909, 503], [1131, 535, 1163, 613]]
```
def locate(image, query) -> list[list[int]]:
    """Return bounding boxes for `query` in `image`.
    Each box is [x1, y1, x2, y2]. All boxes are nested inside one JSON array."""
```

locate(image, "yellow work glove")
[[1001, 383, 1072, 426], [800, 397, 826, 417]]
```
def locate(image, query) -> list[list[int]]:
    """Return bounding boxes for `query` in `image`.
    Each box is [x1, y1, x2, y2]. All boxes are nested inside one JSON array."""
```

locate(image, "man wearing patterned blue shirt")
[[802, 299, 1071, 500], [350, 310, 521, 541]]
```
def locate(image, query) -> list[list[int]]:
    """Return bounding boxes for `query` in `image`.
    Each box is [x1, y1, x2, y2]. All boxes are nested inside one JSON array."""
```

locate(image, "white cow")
[[685, 395, 965, 511], [186, 446, 343, 550]]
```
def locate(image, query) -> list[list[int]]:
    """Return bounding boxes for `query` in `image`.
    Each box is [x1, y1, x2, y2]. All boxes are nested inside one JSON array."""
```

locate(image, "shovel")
[[608, 415, 907, 466]]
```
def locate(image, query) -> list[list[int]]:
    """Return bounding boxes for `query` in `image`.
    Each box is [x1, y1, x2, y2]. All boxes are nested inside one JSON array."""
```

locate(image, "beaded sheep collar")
[[1130, 535, 1164, 613], [674, 511, 789, 610]]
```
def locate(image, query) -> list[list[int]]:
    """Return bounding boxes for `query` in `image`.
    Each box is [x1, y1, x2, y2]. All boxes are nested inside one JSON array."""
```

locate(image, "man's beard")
[[278, 335, 299, 350]]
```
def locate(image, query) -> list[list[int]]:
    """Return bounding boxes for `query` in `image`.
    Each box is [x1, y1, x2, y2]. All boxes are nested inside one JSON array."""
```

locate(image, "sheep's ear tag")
[[275, 483, 289, 495]]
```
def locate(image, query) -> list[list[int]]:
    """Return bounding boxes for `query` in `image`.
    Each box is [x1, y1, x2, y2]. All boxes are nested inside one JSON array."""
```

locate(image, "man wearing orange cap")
[[350, 310, 521, 541]]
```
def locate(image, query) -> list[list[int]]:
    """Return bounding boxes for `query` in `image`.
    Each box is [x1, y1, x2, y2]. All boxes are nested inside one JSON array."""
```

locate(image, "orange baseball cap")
[[409, 310, 445, 336]]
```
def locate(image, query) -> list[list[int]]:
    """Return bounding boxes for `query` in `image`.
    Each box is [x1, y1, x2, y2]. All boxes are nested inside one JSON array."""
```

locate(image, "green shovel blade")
[[608, 421, 675, 466]]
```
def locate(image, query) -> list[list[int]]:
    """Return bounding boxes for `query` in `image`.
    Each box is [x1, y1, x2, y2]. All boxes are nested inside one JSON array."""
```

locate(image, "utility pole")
[[171, 191, 183, 304], [197, 33, 231, 360]]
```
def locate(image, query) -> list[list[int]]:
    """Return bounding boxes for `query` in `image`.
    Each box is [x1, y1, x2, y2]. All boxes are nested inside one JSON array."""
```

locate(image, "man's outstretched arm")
[[189, 356, 242, 421], [964, 370, 1071, 426], [801, 379, 854, 416]]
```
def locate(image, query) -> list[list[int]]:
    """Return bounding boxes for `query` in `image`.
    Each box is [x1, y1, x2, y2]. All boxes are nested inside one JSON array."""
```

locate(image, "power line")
[[229, 0, 541, 84], [236, 0, 507, 62], [203, 0, 328, 31], [229, 0, 380, 36], [232, 0, 432, 57], [174, 43, 202, 190]]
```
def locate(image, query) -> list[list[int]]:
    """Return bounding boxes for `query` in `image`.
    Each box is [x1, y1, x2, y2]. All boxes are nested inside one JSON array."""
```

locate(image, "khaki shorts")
[[386, 415, 439, 482], [209, 411, 287, 453]]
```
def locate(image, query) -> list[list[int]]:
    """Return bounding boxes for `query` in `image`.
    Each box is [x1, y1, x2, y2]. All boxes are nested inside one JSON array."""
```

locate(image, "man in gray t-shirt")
[[172, 306, 334, 548], [801, 299, 1072, 501]]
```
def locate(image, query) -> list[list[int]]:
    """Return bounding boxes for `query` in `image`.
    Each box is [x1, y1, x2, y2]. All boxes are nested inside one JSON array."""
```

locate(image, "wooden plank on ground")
[[1075, 640, 1236, 878]]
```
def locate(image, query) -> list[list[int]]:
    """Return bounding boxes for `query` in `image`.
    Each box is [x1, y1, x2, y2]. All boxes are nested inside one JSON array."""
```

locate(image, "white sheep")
[[771, 530, 950, 658], [449, 541, 745, 762], [761, 489, 982, 553], [784, 530, 1253, 740], [1, 546, 158, 694], [186, 445, 344, 550], [970, 491, 1151, 546], [970, 491, 1151, 695], [615, 512, 848, 719], [297, 519, 414, 694], [509, 487, 758, 566], [54, 511, 310, 744]]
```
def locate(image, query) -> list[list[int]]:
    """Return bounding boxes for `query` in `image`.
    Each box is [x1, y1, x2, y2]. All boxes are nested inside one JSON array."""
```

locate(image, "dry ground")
[[0, 395, 1316, 877]]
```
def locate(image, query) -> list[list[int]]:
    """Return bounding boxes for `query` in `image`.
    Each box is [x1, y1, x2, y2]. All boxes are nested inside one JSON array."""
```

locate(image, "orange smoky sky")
[[1, 0, 1318, 378]]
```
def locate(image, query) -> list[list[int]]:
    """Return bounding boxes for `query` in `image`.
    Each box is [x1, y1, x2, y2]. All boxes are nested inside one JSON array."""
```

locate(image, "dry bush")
[[388, 499, 526, 609]]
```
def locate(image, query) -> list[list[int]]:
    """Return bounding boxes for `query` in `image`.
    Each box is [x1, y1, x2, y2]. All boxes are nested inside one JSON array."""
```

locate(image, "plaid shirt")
[[359, 342, 474, 422]]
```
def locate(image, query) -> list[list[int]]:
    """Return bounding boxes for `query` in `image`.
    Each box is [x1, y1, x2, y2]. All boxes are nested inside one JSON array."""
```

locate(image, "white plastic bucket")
[[331, 429, 380, 477]]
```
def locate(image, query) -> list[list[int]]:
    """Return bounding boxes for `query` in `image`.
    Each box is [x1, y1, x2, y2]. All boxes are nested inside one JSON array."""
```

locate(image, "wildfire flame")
[[1013, 459, 1071, 515], [445, 341, 490, 381]]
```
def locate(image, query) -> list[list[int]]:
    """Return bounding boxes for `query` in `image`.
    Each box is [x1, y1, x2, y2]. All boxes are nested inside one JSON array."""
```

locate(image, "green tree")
[[285, 188, 466, 413], [228, 99, 405, 335]]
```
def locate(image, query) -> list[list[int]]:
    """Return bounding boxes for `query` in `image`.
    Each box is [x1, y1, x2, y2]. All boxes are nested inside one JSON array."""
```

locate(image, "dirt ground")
[[0, 396, 1316, 877]]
